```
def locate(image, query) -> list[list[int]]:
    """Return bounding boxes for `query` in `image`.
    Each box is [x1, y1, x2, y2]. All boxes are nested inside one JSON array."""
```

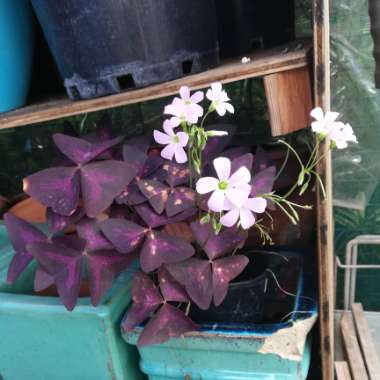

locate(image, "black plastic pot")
[[216, 0, 295, 58], [30, 0, 219, 100], [369, 0, 380, 87], [190, 249, 302, 324]]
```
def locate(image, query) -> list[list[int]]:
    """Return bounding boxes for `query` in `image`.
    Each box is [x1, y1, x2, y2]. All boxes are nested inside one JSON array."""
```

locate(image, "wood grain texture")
[[0, 42, 311, 130], [351, 303, 380, 380], [340, 313, 369, 380], [313, 0, 335, 379], [335, 362, 352, 380], [264, 66, 312, 136]]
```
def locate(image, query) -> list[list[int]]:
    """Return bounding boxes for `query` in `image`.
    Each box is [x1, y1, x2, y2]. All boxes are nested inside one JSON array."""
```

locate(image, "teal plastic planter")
[[0, 223, 144, 380], [0, 0, 34, 113], [124, 252, 317, 380]]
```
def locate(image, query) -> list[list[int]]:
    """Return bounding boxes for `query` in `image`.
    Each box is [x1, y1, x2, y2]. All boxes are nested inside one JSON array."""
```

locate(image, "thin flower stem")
[[278, 139, 305, 172], [274, 145, 290, 182], [310, 170, 326, 198]]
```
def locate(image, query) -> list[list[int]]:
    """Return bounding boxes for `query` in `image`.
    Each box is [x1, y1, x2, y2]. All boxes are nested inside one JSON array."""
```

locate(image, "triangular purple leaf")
[[166, 187, 195, 217], [231, 153, 254, 173], [222, 146, 251, 161], [23, 167, 81, 216], [253, 146, 275, 174], [100, 218, 147, 254], [140, 154, 164, 179], [138, 179, 169, 214], [167, 259, 213, 310], [87, 250, 137, 306], [116, 182, 147, 206], [53, 133, 123, 165], [250, 166, 276, 196], [202, 124, 235, 164], [122, 271, 162, 332], [80, 160, 137, 217], [122, 144, 148, 177], [140, 231, 195, 273], [47, 207, 85, 234], [212, 255, 249, 307], [163, 162, 190, 187], [77, 218, 114, 251], [137, 304, 198, 347], [135, 204, 196, 229], [158, 267, 189, 302], [4, 213, 46, 283], [34, 266, 54, 292], [28, 242, 83, 311], [126, 135, 150, 154], [190, 221, 247, 260]]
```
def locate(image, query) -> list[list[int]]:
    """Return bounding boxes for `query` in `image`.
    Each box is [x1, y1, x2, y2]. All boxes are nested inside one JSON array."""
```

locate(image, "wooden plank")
[[313, 0, 335, 379], [264, 66, 312, 136], [0, 42, 311, 130], [335, 362, 352, 380], [340, 313, 369, 380], [351, 303, 380, 380]]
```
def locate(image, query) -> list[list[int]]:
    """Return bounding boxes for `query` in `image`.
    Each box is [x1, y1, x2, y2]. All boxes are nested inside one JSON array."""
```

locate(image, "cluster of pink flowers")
[[311, 107, 357, 149], [153, 83, 234, 164], [196, 157, 267, 230]]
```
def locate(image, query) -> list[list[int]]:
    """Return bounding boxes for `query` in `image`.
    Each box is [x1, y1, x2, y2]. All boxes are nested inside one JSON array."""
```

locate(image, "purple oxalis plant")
[[3, 82, 350, 347]]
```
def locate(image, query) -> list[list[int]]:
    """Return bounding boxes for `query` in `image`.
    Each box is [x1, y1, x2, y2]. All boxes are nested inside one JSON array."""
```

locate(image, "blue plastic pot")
[[0, 222, 144, 380], [124, 251, 317, 380], [0, 0, 34, 113]]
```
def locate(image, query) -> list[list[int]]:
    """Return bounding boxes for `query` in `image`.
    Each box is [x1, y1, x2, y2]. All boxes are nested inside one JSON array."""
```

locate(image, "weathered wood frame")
[[314, 0, 335, 379]]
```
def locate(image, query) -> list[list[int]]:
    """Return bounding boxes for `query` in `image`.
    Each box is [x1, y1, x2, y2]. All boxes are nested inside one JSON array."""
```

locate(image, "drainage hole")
[[117, 74, 136, 91], [182, 60, 194, 75]]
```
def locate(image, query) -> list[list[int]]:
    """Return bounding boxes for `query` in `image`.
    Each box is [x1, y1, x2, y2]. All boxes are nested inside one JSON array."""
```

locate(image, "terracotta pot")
[[9, 196, 46, 223]]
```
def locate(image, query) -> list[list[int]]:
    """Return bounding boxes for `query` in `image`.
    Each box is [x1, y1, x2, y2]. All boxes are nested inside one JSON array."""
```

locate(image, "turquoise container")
[[0, 223, 144, 380], [124, 252, 317, 380], [0, 0, 34, 113]]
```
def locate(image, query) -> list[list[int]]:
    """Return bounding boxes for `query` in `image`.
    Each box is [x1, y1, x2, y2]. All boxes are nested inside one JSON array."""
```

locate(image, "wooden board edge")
[[313, 0, 335, 380], [335, 361, 352, 380]]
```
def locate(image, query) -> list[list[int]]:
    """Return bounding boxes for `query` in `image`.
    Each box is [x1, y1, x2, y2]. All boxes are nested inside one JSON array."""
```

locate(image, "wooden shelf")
[[0, 41, 311, 130]]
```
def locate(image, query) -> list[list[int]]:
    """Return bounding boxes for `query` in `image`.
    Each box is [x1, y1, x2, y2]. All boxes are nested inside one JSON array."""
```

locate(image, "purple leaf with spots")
[[23, 167, 81, 216], [164, 162, 190, 187], [135, 204, 196, 229], [87, 250, 137, 306], [4, 213, 46, 283], [158, 266, 189, 302], [53, 133, 123, 165], [100, 218, 146, 254], [137, 304, 198, 347], [47, 207, 85, 234], [28, 242, 83, 311], [115, 182, 146, 206], [190, 221, 247, 260], [76, 218, 114, 251], [140, 230, 195, 273], [81, 160, 137, 217], [34, 266, 54, 292], [167, 259, 213, 310], [166, 187, 195, 217], [140, 154, 164, 179], [138, 179, 169, 214], [212, 255, 249, 306], [122, 271, 162, 332]]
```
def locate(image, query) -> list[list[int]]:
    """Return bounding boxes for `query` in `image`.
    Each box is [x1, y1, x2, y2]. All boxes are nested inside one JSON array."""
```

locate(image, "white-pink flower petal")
[[245, 197, 267, 213], [196, 177, 219, 194], [154, 130, 171, 145], [208, 189, 225, 212], [213, 157, 231, 181], [240, 208, 256, 230], [229, 166, 251, 187], [220, 207, 240, 227]]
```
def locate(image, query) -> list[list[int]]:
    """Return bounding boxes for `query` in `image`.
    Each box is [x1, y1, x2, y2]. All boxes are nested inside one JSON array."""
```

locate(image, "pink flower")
[[221, 193, 267, 230], [329, 122, 358, 149], [154, 120, 189, 163], [310, 107, 340, 135], [206, 82, 234, 116], [164, 86, 204, 126], [196, 157, 251, 213]]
